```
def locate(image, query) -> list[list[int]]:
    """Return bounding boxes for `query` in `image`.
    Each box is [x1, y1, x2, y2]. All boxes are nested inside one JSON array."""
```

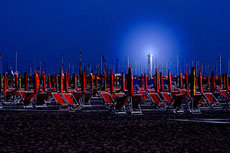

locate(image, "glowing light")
[[108, 18, 186, 66]]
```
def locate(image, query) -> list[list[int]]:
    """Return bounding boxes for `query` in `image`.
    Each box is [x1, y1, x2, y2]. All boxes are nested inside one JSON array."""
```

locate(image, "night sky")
[[0, 0, 230, 73]]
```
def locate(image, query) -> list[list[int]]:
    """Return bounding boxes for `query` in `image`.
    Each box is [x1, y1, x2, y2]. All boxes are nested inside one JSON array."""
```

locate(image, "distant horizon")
[[0, 51, 228, 76], [0, 0, 230, 74]]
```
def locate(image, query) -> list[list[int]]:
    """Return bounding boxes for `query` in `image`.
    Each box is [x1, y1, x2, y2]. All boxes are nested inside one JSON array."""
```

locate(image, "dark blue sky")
[[0, 0, 230, 73]]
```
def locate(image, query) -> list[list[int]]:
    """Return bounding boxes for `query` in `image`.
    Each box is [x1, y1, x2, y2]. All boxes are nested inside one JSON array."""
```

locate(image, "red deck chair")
[[220, 90, 230, 99], [161, 92, 174, 104], [20, 91, 26, 99], [148, 93, 165, 107], [115, 96, 128, 111], [22, 92, 35, 106], [191, 94, 203, 108], [62, 93, 78, 108], [84, 92, 92, 105], [101, 92, 127, 114], [138, 90, 148, 100], [173, 94, 184, 110], [36, 93, 49, 105], [148, 89, 155, 93], [5, 92, 13, 101], [52, 93, 68, 108], [72, 92, 82, 103], [160, 92, 186, 113], [5, 91, 22, 104], [203, 93, 221, 108], [179, 89, 190, 99], [101, 92, 114, 105], [131, 94, 143, 109], [14, 91, 22, 99], [216, 87, 222, 92], [129, 94, 143, 115]]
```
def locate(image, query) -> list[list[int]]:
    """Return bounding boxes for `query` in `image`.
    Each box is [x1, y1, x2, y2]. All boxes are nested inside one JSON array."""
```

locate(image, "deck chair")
[[115, 96, 128, 114], [130, 94, 143, 115], [172, 94, 185, 113], [187, 94, 201, 113], [21, 92, 35, 108], [62, 93, 79, 109], [160, 92, 174, 106], [203, 93, 222, 109], [13, 91, 22, 103], [72, 92, 83, 103], [160, 92, 184, 113], [83, 92, 92, 106], [100, 92, 114, 105], [220, 90, 230, 100], [35, 93, 50, 108], [148, 89, 155, 93], [4, 92, 14, 103], [179, 89, 190, 99], [138, 90, 148, 100], [52, 93, 68, 109], [147, 93, 165, 108], [101, 92, 127, 115]]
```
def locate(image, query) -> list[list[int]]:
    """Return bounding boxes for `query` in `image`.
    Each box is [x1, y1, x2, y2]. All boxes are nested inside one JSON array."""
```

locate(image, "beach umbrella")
[[24, 72, 28, 91], [223, 74, 226, 89], [42, 71, 46, 92], [81, 70, 86, 93], [199, 70, 203, 93], [4, 73, 8, 93], [0, 74, 3, 90], [226, 73, 229, 91], [34, 70, 39, 94], [15, 74, 18, 89], [90, 73, 94, 89], [65, 72, 69, 92], [211, 72, 216, 93], [191, 67, 196, 96], [185, 72, 189, 92], [144, 73, 148, 91], [179, 73, 183, 89], [168, 70, 172, 92], [55, 74, 58, 91], [103, 71, 107, 91], [48, 74, 51, 89], [73, 74, 77, 90], [110, 69, 114, 95], [155, 68, 159, 93], [0, 74, 3, 92], [160, 72, 164, 92], [220, 75, 223, 88], [122, 72, 125, 91], [19, 75, 22, 89], [59, 68, 63, 93], [128, 67, 133, 97]]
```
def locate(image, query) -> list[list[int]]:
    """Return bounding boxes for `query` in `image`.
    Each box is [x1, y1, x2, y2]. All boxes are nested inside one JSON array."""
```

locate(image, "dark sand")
[[0, 110, 230, 153]]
